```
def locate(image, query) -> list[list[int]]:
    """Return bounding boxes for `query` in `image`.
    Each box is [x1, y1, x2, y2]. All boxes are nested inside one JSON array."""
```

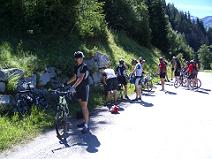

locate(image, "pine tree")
[[147, 0, 170, 54]]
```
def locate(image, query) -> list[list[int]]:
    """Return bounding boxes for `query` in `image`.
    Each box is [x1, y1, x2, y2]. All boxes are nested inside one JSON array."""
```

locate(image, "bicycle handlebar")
[[49, 88, 76, 96]]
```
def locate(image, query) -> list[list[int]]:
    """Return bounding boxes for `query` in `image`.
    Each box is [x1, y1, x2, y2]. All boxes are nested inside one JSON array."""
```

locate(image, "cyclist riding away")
[[66, 51, 90, 133], [116, 59, 130, 100]]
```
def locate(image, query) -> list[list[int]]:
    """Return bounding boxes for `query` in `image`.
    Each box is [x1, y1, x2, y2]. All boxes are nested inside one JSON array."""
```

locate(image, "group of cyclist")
[[159, 56, 199, 91], [65, 51, 148, 133], [65, 51, 200, 133], [101, 57, 145, 112]]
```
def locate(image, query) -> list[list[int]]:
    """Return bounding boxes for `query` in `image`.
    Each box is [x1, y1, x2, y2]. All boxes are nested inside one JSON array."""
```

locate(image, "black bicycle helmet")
[[119, 59, 124, 64], [74, 51, 85, 58]]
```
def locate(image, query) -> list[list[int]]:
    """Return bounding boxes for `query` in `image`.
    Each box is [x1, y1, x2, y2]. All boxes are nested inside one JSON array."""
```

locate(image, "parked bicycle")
[[129, 74, 153, 92], [188, 78, 202, 89], [141, 74, 153, 92], [174, 70, 188, 88], [15, 82, 48, 117], [49, 86, 76, 140]]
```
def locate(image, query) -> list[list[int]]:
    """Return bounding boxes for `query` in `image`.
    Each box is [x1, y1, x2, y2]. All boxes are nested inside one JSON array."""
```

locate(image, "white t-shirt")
[[135, 63, 143, 77], [103, 68, 117, 79]]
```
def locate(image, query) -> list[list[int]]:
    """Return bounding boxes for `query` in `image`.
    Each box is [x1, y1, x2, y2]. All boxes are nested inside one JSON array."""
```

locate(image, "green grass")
[[0, 29, 160, 152], [0, 42, 41, 76], [0, 107, 54, 151], [204, 70, 212, 73]]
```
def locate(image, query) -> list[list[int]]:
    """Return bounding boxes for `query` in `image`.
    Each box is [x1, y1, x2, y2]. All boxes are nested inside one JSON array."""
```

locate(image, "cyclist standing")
[[173, 56, 181, 80], [158, 57, 167, 91], [116, 59, 129, 100], [131, 57, 143, 101], [186, 60, 195, 89], [66, 51, 90, 133]]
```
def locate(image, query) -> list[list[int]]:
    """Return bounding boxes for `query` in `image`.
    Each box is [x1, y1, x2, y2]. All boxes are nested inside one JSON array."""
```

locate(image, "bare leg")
[[113, 90, 118, 105], [161, 78, 165, 90], [136, 85, 141, 98], [78, 100, 89, 124], [106, 91, 112, 103]]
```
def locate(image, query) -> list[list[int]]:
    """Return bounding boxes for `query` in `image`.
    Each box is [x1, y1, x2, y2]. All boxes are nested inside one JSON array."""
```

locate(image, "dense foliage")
[[0, 0, 211, 68], [198, 45, 212, 70]]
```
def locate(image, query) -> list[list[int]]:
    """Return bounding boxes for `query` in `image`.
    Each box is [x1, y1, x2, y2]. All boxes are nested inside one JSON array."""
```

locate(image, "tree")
[[102, 0, 151, 47], [207, 28, 212, 45], [76, 0, 106, 39], [198, 44, 212, 70], [147, 0, 170, 54]]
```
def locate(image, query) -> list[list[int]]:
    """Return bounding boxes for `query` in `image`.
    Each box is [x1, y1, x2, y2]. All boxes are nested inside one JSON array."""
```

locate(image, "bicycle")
[[140, 74, 153, 92], [189, 77, 202, 89], [15, 82, 48, 117], [174, 70, 188, 88], [49, 86, 76, 140]]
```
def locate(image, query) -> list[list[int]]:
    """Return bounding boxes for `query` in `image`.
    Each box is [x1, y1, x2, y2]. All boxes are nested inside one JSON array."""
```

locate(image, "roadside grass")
[[204, 70, 212, 73], [0, 107, 54, 151], [0, 29, 160, 152], [0, 42, 41, 76]]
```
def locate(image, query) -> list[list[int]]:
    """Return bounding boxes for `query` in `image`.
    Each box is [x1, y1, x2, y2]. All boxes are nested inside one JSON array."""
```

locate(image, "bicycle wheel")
[[16, 97, 31, 117], [190, 78, 202, 89], [182, 78, 188, 87], [55, 106, 68, 140], [145, 80, 153, 92], [174, 79, 181, 88], [37, 95, 48, 110]]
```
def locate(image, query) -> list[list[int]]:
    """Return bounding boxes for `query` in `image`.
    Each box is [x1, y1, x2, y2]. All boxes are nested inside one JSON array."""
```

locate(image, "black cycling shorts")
[[105, 78, 118, 92], [174, 70, 180, 76], [160, 72, 166, 79], [117, 76, 127, 86], [188, 74, 195, 79], [76, 84, 89, 102]]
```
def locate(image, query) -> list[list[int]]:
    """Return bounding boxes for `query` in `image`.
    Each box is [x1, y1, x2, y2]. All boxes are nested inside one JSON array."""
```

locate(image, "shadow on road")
[[200, 88, 211, 92], [50, 107, 109, 154], [142, 93, 156, 97], [73, 131, 101, 153], [141, 100, 154, 107], [194, 89, 210, 95], [165, 91, 177, 95]]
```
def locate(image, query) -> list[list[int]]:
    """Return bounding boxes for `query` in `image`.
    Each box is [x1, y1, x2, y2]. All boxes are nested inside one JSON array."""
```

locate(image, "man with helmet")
[[186, 59, 197, 89], [131, 57, 144, 101], [116, 59, 129, 100], [66, 51, 90, 133]]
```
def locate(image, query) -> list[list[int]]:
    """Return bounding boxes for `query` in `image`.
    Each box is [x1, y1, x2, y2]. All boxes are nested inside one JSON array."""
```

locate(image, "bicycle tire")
[[16, 97, 31, 117], [37, 95, 48, 110], [190, 78, 202, 89], [182, 78, 188, 87], [55, 106, 68, 140], [145, 80, 153, 92], [174, 79, 181, 88]]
